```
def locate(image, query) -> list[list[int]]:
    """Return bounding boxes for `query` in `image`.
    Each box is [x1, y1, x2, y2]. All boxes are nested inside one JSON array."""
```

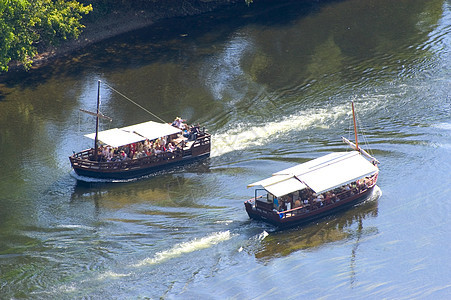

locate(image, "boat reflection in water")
[[252, 186, 380, 261], [70, 170, 212, 210]]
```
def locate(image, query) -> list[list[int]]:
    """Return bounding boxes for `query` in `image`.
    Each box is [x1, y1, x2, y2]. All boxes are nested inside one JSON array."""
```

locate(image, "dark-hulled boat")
[[244, 102, 380, 228], [69, 81, 211, 180]]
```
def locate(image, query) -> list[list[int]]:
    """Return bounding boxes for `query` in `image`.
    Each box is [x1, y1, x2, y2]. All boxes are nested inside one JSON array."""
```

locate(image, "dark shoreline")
[[4, 0, 243, 75]]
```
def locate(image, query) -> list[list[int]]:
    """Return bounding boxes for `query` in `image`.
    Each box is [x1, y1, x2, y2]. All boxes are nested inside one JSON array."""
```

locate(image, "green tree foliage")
[[0, 0, 92, 72]]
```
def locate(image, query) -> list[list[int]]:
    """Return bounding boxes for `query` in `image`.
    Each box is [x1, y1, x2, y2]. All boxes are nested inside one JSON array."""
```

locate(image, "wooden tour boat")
[[69, 81, 211, 180], [244, 102, 379, 228]]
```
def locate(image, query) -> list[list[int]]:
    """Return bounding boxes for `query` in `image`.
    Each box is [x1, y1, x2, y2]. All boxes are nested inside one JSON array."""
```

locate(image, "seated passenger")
[[120, 150, 127, 160], [106, 147, 113, 161], [168, 142, 176, 152], [314, 194, 324, 207], [294, 199, 302, 208], [154, 145, 162, 154]]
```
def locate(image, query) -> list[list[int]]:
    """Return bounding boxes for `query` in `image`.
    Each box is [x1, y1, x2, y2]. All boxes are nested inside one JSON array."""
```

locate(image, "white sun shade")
[[274, 152, 360, 177], [85, 121, 182, 147], [248, 151, 378, 197], [263, 177, 307, 198], [123, 121, 181, 141], [296, 152, 378, 194], [85, 128, 144, 148], [247, 174, 292, 188]]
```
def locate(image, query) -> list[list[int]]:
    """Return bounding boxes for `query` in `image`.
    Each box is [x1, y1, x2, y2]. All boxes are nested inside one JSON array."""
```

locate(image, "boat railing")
[[255, 199, 274, 211], [71, 148, 185, 170], [277, 183, 375, 219], [245, 195, 263, 205], [193, 134, 211, 147]]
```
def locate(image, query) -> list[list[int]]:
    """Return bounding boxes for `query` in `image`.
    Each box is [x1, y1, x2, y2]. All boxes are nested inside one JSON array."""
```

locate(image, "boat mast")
[[94, 80, 101, 161], [342, 101, 380, 164], [352, 101, 359, 150]]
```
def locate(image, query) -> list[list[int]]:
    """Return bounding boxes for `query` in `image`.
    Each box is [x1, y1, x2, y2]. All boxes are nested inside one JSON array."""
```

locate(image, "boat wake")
[[133, 231, 233, 267], [255, 230, 269, 241], [211, 104, 352, 157]]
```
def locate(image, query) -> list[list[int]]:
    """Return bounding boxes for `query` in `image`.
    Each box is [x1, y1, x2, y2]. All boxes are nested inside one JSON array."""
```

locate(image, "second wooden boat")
[[244, 102, 379, 228]]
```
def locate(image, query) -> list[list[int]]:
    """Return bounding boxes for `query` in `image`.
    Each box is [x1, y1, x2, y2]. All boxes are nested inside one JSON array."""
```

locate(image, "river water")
[[1, 0, 450, 298]]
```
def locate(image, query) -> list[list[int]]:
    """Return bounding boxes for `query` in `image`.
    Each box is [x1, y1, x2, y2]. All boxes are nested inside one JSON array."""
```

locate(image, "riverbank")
[[14, 0, 243, 71]]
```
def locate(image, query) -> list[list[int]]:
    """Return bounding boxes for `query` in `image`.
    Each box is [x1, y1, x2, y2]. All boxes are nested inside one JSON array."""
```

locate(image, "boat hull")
[[70, 135, 211, 180], [245, 185, 376, 229], [72, 153, 209, 180]]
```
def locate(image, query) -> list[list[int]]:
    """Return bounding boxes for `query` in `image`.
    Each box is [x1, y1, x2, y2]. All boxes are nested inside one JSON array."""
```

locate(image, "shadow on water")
[[250, 187, 381, 261], [0, 0, 341, 89], [69, 161, 214, 209]]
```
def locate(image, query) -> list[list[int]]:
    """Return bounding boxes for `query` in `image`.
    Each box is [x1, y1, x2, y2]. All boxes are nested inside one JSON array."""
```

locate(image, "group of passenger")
[[95, 117, 202, 162], [98, 138, 179, 162], [271, 177, 372, 214]]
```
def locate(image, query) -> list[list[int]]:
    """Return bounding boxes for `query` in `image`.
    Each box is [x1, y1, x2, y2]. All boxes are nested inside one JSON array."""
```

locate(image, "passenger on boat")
[[344, 185, 351, 196], [120, 150, 127, 161], [189, 125, 200, 141], [168, 142, 176, 152], [172, 117, 186, 129], [144, 139, 151, 151], [357, 179, 368, 191], [286, 195, 292, 210], [182, 127, 190, 138], [146, 146, 154, 156], [161, 136, 167, 147], [315, 194, 324, 207], [106, 147, 113, 161], [273, 197, 279, 210], [101, 145, 108, 158], [324, 191, 335, 204], [154, 145, 162, 154], [127, 143, 134, 158], [294, 199, 302, 208]]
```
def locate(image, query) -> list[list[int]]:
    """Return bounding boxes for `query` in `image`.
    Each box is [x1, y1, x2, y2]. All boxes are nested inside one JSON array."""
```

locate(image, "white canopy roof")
[[248, 174, 292, 188], [248, 151, 378, 196], [85, 128, 144, 148], [264, 177, 307, 198], [122, 121, 181, 141], [85, 121, 182, 148]]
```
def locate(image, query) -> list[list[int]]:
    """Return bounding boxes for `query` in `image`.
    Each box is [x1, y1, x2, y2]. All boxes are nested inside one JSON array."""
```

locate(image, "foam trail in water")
[[211, 104, 350, 157], [56, 224, 95, 231], [134, 231, 232, 267], [256, 231, 269, 241]]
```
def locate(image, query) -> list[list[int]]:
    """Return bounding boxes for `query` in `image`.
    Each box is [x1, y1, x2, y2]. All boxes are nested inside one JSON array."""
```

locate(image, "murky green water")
[[1, 0, 450, 298]]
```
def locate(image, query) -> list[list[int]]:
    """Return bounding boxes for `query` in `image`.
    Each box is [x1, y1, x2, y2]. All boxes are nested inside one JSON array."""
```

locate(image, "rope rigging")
[[102, 81, 167, 123]]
